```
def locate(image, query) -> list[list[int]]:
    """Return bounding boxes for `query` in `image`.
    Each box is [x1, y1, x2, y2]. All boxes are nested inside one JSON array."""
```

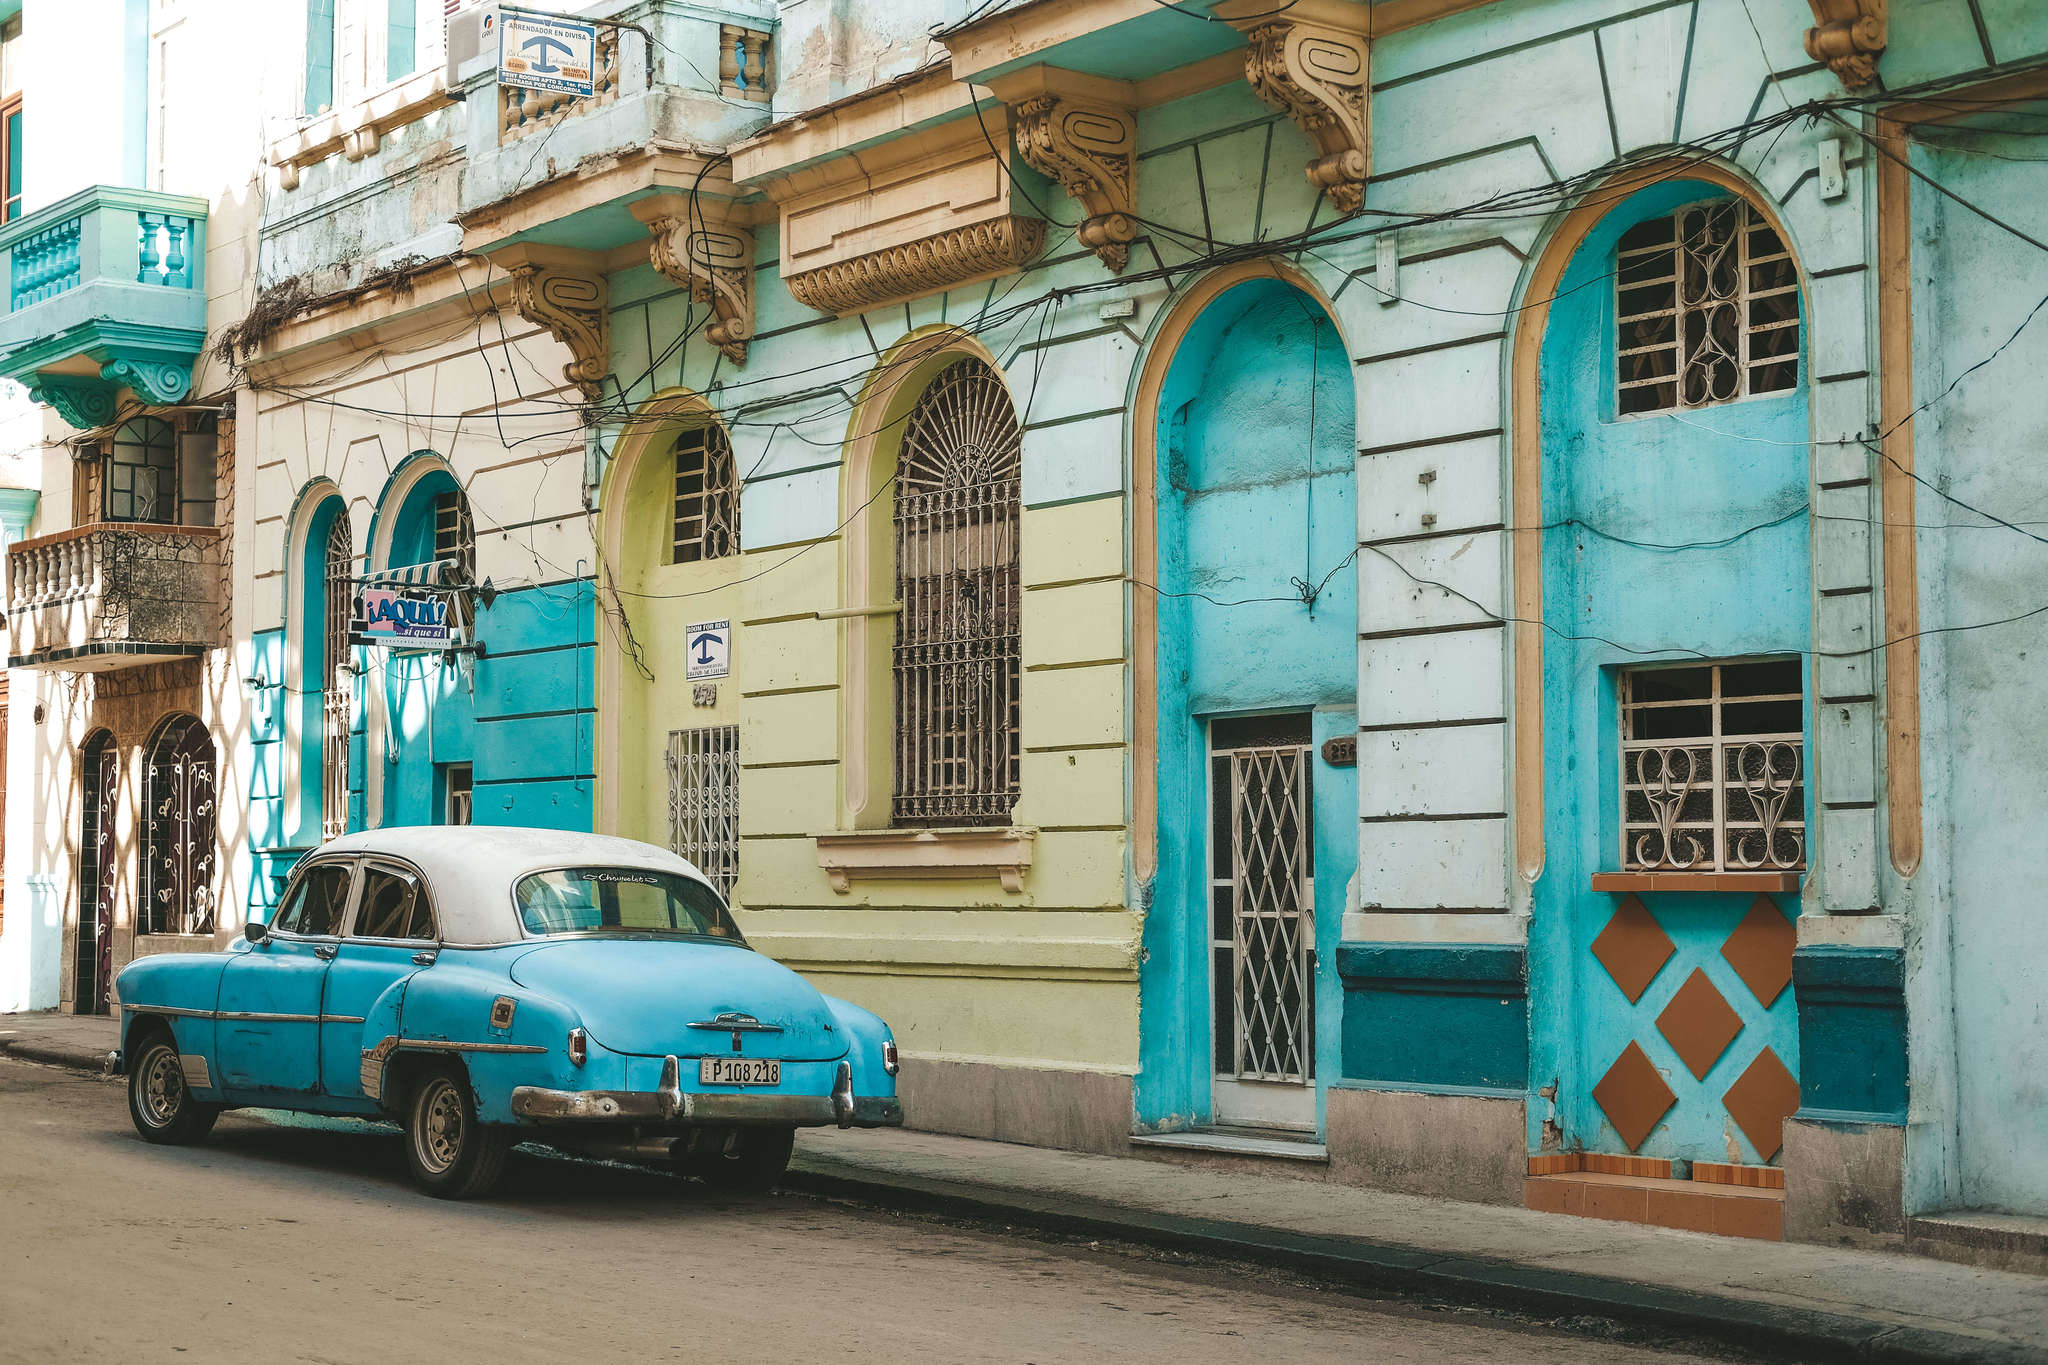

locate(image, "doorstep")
[[1908, 1209, 2048, 1276], [1129, 1127, 1329, 1163]]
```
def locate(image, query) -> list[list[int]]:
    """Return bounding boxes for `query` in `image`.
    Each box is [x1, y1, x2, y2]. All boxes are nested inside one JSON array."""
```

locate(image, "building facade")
[[2, 0, 2046, 1255]]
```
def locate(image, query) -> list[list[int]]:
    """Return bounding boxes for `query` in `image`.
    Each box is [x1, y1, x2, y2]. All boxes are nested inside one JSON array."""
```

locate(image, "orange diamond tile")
[[1721, 895, 1795, 1006], [1592, 1041, 1676, 1151], [1723, 1046, 1802, 1162], [1591, 895, 1675, 1004], [1656, 969, 1744, 1080]]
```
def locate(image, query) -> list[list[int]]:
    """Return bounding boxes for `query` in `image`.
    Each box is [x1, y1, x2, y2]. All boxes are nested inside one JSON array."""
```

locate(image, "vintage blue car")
[[113, 827, 903, 1197]]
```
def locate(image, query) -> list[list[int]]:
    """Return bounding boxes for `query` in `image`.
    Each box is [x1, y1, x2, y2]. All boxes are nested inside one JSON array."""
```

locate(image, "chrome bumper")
[[509, 1057, 904, 1129]]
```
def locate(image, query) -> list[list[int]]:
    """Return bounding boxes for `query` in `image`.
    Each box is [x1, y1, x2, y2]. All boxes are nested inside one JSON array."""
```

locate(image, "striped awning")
[[357, 558, 461, 588]]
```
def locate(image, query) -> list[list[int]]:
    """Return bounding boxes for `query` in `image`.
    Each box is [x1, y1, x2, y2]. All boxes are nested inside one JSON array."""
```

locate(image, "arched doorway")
[[74, 730, 118, 1014], [1135, 271, 1357, 1135], [1521, 175, 1811, 1171], [142, 713, 218, 936]]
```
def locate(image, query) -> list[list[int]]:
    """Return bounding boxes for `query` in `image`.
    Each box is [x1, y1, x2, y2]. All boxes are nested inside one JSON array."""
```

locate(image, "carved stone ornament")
[[1011, 93, 1138, 272], [504, 255, 611, 401], [643, 214, 756, 366], [783, 216, 1047, 317], [28, 377, 119, 431], [1804, 0, 1886, 90], [100, 357, 194, 406], [1241, 17, 1371, 215]]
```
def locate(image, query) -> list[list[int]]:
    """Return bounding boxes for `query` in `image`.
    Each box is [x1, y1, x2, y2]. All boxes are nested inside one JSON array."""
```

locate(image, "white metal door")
[[1209, 719, 1315, 1130]]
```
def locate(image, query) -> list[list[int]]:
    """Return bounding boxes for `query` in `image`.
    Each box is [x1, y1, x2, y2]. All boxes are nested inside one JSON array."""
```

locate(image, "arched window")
[[323, 511, 353, 839], [890, 357, 1022, 826], [142, 714, 217, 935], [76, 730, 118, 1013], [1616, 198, 1798, 415], [671, 424, 740, 563]]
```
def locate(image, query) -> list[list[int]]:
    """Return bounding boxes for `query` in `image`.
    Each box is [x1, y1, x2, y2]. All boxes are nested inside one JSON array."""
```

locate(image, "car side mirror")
[[244, 920, 270, 945]]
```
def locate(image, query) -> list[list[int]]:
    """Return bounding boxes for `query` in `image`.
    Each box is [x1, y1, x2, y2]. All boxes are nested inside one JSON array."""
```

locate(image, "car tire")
[[126, 1030, 220, 1146], [403, 1063, 510, 1199], [689, 1125, 795, 1193]]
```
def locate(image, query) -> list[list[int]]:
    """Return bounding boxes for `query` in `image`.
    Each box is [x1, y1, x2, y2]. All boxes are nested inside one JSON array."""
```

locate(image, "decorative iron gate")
[[75, 732, 117, 1015], [142, 714, 217, 936], [667, 724, 739, 900], [1210, 724, 1315, 1086], [891, 357, 1022, 826], [323, 513, 353, 838]]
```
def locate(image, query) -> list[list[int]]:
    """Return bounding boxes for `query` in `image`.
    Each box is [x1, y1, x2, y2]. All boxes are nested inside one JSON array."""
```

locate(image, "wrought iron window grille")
[[667, 724, 739, 900], [1619, 660, 1805, 874], [1209, 733, 1316, 1084], [890, 357, 1022, 828], [672, 426, 741, 564], [1616, 198, 1800, 417], [322, 513, 353, 840], [142, 714, 218, 936]]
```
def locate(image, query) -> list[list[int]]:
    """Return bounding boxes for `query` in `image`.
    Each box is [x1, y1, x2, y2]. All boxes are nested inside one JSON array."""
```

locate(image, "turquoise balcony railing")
[[0, 185, 209, 429]]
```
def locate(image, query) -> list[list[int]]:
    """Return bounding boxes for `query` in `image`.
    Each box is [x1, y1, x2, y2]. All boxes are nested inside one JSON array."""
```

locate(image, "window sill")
[[1591, 871, 1803, 894], [815, 827, 1036, 895]]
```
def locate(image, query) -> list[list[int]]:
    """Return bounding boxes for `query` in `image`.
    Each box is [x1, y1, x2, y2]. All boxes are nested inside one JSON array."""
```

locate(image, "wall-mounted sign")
[[354, 585, 455, 650], [499, 12, 597, 99], [1321, 735, 1358, 768], [686, 620, 730, 680]]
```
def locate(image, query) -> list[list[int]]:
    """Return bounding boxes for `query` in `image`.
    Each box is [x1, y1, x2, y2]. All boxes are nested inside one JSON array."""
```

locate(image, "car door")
[[319, 860, 437, 1104], [216, 858, 356, 1098]]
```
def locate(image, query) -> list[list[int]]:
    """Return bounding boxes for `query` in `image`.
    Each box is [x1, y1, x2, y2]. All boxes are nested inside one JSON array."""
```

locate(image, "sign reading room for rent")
[[498, 13, 598, 99]]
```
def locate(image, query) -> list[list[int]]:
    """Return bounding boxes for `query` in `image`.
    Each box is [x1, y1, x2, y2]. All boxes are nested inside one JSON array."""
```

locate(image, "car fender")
[[379, 954, 608, 1122], [114, 951, 231, 1097], [821, 994, 899, 1099]]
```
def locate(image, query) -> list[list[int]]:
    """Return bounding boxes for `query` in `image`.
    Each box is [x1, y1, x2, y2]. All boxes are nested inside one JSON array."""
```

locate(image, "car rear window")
[[514, 867, 743, 943]]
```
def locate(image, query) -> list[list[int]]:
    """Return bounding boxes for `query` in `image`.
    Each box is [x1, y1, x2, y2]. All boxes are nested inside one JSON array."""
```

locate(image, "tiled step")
[[1525, 1171, 1784, 1241]]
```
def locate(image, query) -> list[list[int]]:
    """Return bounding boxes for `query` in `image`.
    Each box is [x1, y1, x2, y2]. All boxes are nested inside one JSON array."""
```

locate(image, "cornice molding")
[[1224, 2, 1372, 216], [632, 195, 756, 366], [1804, 0, 1886, 90], [994, 68, 1139, 273], [784, 216, 1047, 317], [491, 244, 611, 401]]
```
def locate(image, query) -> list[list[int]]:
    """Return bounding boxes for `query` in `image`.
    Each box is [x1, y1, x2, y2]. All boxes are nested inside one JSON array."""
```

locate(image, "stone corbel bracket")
[[1218, 0, 1371, 216], [991, 67, 1139, 273], [490, 243, 611, 402], [1805, 0, 1886, 90], [631, 195, 756, 366], [783, 217, 1046, 317], [815, 827, 1037, 895]]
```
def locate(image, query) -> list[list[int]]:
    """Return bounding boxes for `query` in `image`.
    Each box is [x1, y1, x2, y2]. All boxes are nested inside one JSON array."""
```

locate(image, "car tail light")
[[567, 1027, 587, 1067], [882, 1039, 899, 1076]]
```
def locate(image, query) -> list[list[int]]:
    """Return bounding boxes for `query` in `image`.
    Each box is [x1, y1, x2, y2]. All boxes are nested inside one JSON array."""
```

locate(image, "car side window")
[[352, 865, 435, 941], [274, 862, 353, 937]]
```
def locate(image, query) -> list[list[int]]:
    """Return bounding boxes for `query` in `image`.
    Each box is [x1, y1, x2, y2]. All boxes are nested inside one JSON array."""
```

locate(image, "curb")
[[0, 1038, 117, 1075], [784, 1163, 2039, 1365]]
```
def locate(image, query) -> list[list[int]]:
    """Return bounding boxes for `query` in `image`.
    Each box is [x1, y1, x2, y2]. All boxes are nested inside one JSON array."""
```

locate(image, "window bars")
[[672, 426, 741, 564], [142, 715, 218, 935], [323, 513, 353, 840], [1617, 198, 1799, 416], [1620, 660, 1806, 873], [432, 487, 476, 635], [667, 725, 739, 900], [891, 357, 1022, 827], [76, 733, 118, 1013]]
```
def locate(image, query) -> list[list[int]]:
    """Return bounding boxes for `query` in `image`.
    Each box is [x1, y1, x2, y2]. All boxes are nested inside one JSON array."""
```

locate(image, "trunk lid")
[[508, 938, 846, 1061]]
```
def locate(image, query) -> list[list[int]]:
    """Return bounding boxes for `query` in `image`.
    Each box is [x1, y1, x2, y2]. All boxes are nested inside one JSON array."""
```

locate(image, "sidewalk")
[[10, 1008, 2043, 1363]]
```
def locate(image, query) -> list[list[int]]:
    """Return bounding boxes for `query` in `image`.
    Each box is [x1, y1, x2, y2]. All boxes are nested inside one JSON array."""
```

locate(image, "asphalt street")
[[0, 1057, 1743, 1364]]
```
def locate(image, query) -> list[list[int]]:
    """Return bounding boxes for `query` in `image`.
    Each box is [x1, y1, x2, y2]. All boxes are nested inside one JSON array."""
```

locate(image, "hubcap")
[[415, 1079, 465, 1174], [138, 1045, 184, 1127]]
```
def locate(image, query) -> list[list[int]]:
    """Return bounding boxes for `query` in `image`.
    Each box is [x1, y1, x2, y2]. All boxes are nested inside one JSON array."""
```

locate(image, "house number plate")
[[700, 1057, 780, 1086]]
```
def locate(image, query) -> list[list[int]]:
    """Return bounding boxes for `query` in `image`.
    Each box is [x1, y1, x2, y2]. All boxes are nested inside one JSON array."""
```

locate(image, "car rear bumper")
[[509, 1057, 904, 1129]]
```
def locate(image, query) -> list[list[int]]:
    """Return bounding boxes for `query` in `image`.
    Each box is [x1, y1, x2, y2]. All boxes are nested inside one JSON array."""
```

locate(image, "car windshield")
[[514, 867, 743, 943]]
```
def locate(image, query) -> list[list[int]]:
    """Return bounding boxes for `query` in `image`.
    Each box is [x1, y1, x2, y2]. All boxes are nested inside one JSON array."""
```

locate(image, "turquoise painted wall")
[[1528, 180, 1811, 1164], [1137, 277, 1357, 1131]]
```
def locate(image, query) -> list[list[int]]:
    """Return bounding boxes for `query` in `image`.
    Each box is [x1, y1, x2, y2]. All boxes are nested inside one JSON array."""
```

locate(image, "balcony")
[[6, 522, 224, 671], [0, 185, 209, 430]]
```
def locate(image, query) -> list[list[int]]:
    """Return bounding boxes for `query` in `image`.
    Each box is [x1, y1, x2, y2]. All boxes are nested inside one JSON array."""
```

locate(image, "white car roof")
[[308, 826, 712, 945]]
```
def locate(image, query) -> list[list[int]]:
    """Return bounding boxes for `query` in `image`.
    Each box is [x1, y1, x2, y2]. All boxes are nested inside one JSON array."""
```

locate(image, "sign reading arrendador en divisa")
[[498, 12, 598, 99]]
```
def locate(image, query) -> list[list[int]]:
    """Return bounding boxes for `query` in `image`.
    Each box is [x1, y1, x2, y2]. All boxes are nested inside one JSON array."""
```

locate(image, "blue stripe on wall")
[[1337, 942, 1529, 1094]]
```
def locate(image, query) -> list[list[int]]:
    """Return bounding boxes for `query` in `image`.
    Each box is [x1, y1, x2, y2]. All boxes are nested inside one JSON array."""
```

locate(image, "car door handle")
[[411, 951, 437, 966], [314, 944, 338, 961]]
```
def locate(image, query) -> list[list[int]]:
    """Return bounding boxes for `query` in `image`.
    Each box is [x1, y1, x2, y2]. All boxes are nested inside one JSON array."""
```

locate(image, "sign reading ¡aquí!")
[[354, 586, 454, 650], [498, 12, 598, 99]]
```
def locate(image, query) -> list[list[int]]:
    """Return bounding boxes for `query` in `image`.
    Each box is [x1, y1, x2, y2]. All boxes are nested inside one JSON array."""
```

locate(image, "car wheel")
[[126, 1031, 220, 1146], [403, 1063, 510, 1199], [689, 1125, 795, 1193]]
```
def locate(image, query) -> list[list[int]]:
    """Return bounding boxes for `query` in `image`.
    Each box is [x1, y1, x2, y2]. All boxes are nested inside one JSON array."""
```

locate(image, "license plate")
[[699, 1057, 780, 1086]]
